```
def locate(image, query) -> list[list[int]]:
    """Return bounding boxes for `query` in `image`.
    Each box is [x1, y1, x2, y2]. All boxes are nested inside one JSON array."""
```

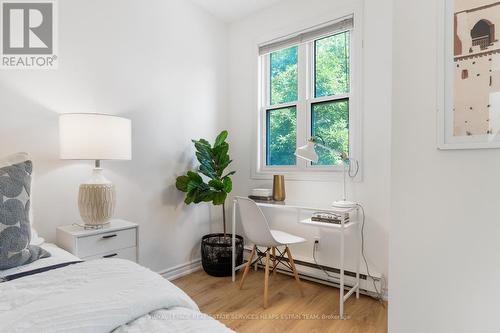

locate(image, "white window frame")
[[253, 10, 363, 181]]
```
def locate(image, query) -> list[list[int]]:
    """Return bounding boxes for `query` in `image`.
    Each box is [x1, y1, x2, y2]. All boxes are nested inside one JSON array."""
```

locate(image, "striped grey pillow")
[[0, 154, 50, 270]]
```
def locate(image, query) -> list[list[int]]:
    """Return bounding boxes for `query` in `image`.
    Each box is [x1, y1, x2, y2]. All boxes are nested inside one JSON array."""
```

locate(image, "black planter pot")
[[201, 233, 244, 277]]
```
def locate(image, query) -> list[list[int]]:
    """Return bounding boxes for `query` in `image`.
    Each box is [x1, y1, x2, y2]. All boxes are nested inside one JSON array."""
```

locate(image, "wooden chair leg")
[[285, 246, 304, 297], [239, 245, 256, 290], [264, 249, 271, 308], [271, 247, 276, 275]]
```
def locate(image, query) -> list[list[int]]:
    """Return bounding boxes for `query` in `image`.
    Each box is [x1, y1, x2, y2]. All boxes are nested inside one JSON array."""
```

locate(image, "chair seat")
[[270, 229, 306, 245]]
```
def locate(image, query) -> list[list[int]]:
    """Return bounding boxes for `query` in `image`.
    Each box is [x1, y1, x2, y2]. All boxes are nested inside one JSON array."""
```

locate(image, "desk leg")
[[356, 209, 361, 299], [232, 199, 236, 282], [340, 222, 345, 319]]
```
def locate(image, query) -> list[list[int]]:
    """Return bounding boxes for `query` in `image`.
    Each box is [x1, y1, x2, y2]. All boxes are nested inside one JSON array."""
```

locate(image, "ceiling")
[[190, 0, 282, 23]]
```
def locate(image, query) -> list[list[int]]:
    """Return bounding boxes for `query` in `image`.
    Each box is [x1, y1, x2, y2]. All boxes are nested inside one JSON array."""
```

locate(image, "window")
[[258, 16, 359, 176], [471, 19, 495, 50], [462, 69, 468, 80]]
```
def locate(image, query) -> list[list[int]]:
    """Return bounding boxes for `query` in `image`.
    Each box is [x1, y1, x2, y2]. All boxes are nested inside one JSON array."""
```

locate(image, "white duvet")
[[0, 259, 233, 333], [0, 243, 80, 279]]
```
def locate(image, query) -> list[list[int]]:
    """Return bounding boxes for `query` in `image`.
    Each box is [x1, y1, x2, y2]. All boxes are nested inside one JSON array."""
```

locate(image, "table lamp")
[[59, 113, 132, 228], [295, 137, 359, 209]]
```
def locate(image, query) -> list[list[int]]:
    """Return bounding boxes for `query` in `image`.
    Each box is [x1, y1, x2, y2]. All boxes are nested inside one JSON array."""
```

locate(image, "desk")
[[231, 199, 361, 318]]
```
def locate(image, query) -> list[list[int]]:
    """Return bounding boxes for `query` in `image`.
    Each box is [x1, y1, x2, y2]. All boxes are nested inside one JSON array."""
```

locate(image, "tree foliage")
[[271, 46, 298, 105], [267, 32, 350, 166]]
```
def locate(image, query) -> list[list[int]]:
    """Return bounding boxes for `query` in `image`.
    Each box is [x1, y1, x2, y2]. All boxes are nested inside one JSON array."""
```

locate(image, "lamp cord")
[[348, 159, 359, 178], [357, 203, 385, 305]]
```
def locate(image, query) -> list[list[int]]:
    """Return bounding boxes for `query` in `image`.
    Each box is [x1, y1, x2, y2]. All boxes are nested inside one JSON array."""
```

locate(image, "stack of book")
[[249, 188, 274, 201], [248, 195, 274, 201], [311, 212, 349, 224]]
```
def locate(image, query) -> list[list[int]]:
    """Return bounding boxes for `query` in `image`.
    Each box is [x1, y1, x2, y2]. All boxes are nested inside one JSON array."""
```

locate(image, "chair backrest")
[[235, 197, 277, 247]]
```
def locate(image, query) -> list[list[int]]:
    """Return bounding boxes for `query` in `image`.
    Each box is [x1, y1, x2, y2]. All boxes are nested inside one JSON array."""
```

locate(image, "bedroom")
[[0, 0, 497, 332]]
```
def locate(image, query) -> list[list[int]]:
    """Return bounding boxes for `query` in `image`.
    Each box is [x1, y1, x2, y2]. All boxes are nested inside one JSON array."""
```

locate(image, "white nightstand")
[[56, 219, 139, 263]]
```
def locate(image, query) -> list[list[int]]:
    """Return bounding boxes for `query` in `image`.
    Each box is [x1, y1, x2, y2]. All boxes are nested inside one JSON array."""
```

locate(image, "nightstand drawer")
[[77, 228, 136, 258], [82, 246, 137, 262]]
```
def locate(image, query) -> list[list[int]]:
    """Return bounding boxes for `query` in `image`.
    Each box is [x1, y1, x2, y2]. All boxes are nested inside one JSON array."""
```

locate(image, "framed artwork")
[[438, 0, 500, 149]]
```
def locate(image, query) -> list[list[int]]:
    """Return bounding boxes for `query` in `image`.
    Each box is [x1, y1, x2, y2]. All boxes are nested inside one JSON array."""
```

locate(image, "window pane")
[[266, 106, 297, 166], [311, 100, 349, 165], [315, 32, 350, 98], [270, 46, 298, 105]]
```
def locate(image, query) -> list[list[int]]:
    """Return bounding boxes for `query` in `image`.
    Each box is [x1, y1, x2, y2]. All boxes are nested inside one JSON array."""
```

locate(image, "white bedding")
[[0, 243, 80, 279], [113, 308, 230, 333], [0, 254, 233, 333]]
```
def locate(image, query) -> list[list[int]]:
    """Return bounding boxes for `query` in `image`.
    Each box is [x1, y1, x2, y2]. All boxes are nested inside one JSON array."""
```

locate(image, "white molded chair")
[[235, 196, 306, 308]]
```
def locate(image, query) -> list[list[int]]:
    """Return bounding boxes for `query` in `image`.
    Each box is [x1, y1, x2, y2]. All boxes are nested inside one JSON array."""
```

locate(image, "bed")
[[0, 242, 233, 333]]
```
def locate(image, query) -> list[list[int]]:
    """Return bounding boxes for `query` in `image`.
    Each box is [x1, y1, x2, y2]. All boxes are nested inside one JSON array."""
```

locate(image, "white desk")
[[231, 199, 361, 319]]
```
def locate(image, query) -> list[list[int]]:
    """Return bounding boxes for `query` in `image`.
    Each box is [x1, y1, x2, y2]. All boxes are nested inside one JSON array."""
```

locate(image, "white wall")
[[390, 1, 500, 332], [227, 0, 392, 290], [0, 0, 228, 272]]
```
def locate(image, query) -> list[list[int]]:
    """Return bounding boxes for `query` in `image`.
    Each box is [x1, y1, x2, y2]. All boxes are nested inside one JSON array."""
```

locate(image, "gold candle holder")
[[272, 175, 286, 201]]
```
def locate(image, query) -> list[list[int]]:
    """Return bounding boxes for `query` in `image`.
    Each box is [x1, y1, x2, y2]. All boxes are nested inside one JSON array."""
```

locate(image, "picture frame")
[[438, 0, 500, 149]]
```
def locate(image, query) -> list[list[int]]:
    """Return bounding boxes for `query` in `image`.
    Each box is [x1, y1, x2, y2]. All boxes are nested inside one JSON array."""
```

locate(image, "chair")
[[235, 197, 306, 308]]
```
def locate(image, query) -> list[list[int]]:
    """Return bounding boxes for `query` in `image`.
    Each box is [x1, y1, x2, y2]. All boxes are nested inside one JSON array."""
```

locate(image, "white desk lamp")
[[59, 113, 132, 228], [295, 137, 359, 209]]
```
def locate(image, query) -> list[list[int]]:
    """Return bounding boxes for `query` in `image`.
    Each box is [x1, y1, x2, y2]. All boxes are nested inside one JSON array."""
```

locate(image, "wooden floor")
[[173, 269, 387, 333]]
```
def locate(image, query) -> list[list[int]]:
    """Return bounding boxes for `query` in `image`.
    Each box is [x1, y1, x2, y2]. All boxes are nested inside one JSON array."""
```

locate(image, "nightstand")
[[56, 219, 139, 262]]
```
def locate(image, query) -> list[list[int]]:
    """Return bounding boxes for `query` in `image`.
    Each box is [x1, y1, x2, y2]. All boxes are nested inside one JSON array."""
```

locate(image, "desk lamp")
[[295, 137, 358, 209]]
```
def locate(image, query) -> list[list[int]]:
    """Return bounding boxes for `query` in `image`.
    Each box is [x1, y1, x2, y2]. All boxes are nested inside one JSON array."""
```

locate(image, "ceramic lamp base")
[[78, 168, 116, 227]]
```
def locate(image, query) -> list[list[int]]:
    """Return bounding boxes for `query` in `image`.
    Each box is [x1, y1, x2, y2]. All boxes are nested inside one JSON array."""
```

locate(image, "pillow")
[[0, 153, 50, 270]]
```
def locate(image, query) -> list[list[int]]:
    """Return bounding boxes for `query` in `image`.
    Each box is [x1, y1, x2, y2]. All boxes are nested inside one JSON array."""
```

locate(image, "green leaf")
[[208, 179, 224, 191], [218, 158, 232, 172], [175, 175, 190, 192], [213, 191, 227, 205], [192, 138, 210, 147], [194, 142, 211, 155], [199, 138, 210, 146], [187, 180, 199, 192], [223, 177, 232, 193], [214, 130, 228, 147], [199, 165, 216, 179], [184, 190, 195, 204], [193, 194, 204, 204], [196, 153, 215, 168], [198, 190, 215, 202], [213, 144, 229, 166], [187, 171, 202, 183]]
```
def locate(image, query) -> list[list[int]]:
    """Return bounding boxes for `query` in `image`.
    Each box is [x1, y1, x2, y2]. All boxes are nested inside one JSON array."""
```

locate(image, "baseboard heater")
[[243, 249, 382, 298]]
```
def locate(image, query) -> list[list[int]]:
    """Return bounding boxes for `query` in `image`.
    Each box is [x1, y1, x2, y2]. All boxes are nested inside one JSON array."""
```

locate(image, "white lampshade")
[[295, 141, 319, 163], [59, 113, 132, 160]]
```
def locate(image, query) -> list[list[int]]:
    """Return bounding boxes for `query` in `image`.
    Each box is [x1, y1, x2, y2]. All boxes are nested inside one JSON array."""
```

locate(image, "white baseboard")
[[158, 258, 202, 281]]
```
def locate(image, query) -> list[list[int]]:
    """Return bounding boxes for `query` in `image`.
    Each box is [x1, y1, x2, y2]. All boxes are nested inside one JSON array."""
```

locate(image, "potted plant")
[[175, 130, 243, 277]]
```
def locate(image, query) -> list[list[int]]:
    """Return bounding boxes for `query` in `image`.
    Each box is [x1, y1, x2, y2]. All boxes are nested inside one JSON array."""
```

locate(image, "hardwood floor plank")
[[173, 269, 387, 333]]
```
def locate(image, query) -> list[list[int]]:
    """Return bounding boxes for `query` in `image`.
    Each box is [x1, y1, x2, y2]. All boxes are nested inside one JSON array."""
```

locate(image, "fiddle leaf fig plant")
[[176, 130, 235, 234]]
